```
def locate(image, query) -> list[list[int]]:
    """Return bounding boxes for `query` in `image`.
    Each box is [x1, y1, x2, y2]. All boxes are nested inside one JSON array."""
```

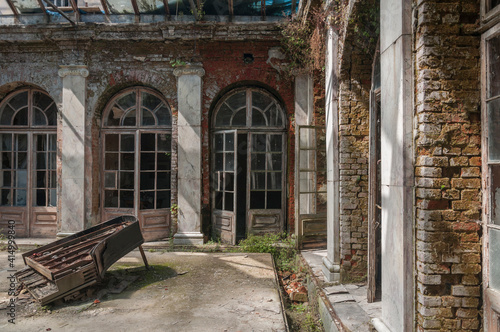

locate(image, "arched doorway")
[[101, 87, 172, 241], [0, 88, 58, 237], [211, 87, 287, 244]]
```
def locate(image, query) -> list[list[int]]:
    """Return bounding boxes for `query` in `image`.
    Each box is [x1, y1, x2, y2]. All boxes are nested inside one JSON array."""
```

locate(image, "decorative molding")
[[58, 65, 89, 78], [173, 65, 205, 77]]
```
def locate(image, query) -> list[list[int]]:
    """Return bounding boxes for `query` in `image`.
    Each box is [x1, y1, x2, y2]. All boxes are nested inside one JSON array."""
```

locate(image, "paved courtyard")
[[0, 250, 286, 332]]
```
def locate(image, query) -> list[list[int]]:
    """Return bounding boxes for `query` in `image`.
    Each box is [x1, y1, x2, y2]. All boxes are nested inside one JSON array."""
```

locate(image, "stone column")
[[57, 65, 88, 237], [173, 65, 205, 245], [322, 27, 341, 282], [376, 0, 413, 331]]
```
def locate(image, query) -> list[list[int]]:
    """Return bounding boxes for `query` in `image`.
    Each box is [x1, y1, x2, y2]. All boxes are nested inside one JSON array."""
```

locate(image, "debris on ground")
[[278, 271, 308, 303]]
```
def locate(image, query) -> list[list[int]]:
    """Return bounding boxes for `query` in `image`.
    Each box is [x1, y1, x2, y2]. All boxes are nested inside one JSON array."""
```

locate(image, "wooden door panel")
[[213, 211, 234, 244], [140, 210, 170, 241], [247, 209, 282, 235], [31, 208, 57, 237], [0, 209, 27, 237]]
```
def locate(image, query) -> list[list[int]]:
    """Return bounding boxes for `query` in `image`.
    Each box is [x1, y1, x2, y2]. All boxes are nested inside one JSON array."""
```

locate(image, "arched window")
[[0, 88, 58, 237], [212, 87, 286, 244], [101, 87, 172, 240]]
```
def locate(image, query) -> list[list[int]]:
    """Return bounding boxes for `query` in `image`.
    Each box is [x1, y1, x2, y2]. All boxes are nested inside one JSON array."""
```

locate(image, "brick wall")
[[338, 38, 372, 279], [414, 0, 481, 330]]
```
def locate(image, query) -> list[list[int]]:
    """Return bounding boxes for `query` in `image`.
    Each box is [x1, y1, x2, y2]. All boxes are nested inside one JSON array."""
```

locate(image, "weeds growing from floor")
[[238, 232, 297, 271]]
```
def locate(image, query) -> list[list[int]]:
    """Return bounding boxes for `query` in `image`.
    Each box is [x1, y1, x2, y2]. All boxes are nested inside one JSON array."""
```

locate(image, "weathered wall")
[[337, 0, 379, 279], [414, 0, 482, 330], [0, 24, 296, 238]]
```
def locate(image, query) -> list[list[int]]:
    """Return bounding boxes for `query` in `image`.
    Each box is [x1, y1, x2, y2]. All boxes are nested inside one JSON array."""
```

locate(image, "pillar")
[[57, 65, 88, 237], [322, 27, 341, 282], [173, 65, 205, 245]]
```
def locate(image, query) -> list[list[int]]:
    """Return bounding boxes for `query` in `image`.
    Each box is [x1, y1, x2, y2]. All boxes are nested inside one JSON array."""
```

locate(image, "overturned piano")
[[15, 215, 149, 305]]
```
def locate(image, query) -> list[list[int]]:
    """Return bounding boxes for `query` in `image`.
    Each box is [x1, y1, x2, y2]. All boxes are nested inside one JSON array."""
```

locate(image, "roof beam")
[[44, 0, 76, 26], [260, 0, 265, 20], [130, 0, 140, 16], [5, 0, 19, 16], [69, 0, 80, 21], [162, 0, 170, 19], [228, 0, 233, 21], [187, 0, 199, 20], [99, 0, 110, 15]]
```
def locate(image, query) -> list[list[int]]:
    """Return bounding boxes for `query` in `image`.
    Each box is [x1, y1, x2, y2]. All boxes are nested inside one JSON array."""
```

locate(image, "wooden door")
[[212, 130, 237, 244]]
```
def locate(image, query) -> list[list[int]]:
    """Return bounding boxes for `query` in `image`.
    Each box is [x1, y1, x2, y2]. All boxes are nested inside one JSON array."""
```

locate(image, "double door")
[[212, 130, 285, 244]]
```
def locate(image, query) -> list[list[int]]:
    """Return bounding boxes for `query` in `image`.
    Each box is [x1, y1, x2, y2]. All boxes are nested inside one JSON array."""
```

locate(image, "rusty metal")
[[15, 215, 146, 305]]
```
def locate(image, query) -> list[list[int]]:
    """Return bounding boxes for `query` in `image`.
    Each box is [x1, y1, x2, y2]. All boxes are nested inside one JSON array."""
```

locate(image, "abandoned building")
[[0, 0, 498, 330]]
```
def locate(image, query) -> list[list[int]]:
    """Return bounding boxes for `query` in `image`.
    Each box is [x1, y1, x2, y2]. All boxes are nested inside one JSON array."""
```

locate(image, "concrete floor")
[[0, 250, 286, 332]]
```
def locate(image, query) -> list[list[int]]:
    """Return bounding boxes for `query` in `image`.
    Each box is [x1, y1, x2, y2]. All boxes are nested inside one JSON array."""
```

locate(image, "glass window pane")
[[232, 108, 246, 126], [225, 153, 234, 171], [215, 191, 223, 210], [7, 91, 28, 110], [1, 189, 10, 206], [141, 153, 156, 170], [251, 172, 266, 190], [215, 133, 223, 151], [49, 134, 57, 151], [116, 91, 136, 110], [106, 106, 122, 126], [0, 104, 15, 126], [215, 153, 223, 171], [120, 172, 134, 189], [252, 109, 267, 126], [15, 170, 27, 187], [1, 134, 12, 151], [252, 134, 266, 152], [15, 134, 27, 151], [316, 192, 327, 213], [157, 171, 171, 189], [251, 153, 266, 170], [156, 190, 170, 209], [156, 106, 171, 126], [121, 153, 135, 170], [489, 34, 500, 98], [35, 189, 46, 206], [14, 189, 26, 206], [105, 172, 116, 189], [120, 190, 134, 208], [2, 152, 11, 168], [267, 105, 284, 127], [49, 189, 56, 206], [3, 171, 11, 186], [141, 133, 156, 151], [105, 190, 118, 207], [267, 172, 282, 190], [13, 108, 28, 126], [123, 110, 136, 126], [270, 154, 282, 170], [17, 152, 27, 169], [299, 193, 314, 214], [33, 109, 48, 126], [224, 172, 234, 191], [121, 134, 135, 151], [267, 191, 281, 209], [105, 153, 119, 170], [250, 191, 265, 209], [492, 165, 500, 225], [252, 91, 272, 111], [270, 135, 282, 152], [215, 104, 233, 127], [225, 91, 246, 110], [45, 104, 57, 126], [50, 171, 56, 188], [225, 193, 234, 211], [488, 98, 500, 161], [142, 109, 156, 126], [140, 191, 155, 210], [141, 172, 155, 190], [105, 134, 119, 151], [157, 153, 171, 170], [489, 228, 500, 290], [158, 134, 171, 152], [36, 152, 46, 170], [225, 133, 234, 151], [36, 171, 46, 187]]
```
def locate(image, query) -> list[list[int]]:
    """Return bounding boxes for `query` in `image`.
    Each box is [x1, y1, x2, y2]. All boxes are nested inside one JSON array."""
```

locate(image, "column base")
[[173, 232, 204, 245], [371, 318, 391, 332], [322, 256, 341, 282]]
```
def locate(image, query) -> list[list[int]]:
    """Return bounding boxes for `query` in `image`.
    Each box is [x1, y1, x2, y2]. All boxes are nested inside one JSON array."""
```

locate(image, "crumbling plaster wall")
[[414, 0, 482, 331]]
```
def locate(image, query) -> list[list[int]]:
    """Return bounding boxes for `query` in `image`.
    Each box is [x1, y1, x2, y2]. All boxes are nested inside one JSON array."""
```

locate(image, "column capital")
[[58, 65, 89, 78], [173, 65, 205, 78]]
